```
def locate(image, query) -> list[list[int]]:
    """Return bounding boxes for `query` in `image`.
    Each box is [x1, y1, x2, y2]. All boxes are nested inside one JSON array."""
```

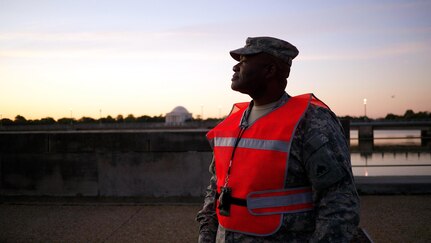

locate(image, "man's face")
[[231, 54, 269, 98]]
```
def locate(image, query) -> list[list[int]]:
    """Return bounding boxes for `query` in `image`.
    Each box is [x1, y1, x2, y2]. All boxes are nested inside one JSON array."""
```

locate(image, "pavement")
[[1, 195, 431, 243]]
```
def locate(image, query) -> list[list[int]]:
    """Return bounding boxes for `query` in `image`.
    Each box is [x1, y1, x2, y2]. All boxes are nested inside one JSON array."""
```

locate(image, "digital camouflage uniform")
[[196, 93, 360, 242]]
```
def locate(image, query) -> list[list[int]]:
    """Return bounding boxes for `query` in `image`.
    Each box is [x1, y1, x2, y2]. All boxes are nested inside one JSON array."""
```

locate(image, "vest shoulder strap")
[[310, 94, 330, 110], [293, 93, 330, 110], [229, 102, 249, 116]]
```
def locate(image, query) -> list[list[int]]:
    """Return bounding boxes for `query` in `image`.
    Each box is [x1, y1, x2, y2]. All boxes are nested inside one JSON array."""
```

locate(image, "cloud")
[[300, 41, 431, 61], [0, 29, 214, 43], [0, 30, 226, 61]]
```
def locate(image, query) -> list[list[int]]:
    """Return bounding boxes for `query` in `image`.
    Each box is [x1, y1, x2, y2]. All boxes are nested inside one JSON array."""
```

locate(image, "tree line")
[[0, 114, 166, 126], [1, 109, 430, 126], [339, 109, 431, 121]]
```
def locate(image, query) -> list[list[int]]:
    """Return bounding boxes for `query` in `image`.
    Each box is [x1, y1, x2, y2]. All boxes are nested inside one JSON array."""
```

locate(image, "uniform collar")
[[239, 92, 291, 128]]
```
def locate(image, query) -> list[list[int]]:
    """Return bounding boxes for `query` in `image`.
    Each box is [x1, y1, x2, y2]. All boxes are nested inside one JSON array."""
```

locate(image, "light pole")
[[99, 109, 102, 124], [363, 98, 367, 118]]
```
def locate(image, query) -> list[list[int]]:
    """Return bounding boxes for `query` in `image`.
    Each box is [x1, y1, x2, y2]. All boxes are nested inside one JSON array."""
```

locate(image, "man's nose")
[[233, 63, 240, 72]]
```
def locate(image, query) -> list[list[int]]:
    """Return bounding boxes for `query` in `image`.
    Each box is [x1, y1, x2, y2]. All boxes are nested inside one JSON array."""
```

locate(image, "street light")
[[99, 109, 102, 125], [363, 98, 367, 118]]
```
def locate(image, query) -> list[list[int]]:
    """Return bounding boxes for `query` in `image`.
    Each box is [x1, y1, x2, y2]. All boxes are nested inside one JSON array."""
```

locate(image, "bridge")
[[344, 120, 431, 155], [349, 120, 431, 141]]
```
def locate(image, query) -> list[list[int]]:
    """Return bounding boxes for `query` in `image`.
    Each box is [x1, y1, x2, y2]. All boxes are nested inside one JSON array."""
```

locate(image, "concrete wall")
[[0, 130, 212, 197], [2, 128, 428, 198]]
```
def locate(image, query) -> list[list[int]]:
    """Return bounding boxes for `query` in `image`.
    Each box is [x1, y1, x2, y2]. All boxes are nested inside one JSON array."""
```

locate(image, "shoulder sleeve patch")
[[304, 135, 346, 190]]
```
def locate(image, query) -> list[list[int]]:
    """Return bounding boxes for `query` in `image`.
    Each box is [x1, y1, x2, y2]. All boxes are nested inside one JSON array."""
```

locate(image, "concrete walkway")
[[1, 195, 430, 243]]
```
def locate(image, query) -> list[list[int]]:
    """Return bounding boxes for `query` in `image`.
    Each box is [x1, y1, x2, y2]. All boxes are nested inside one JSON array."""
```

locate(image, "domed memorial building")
[[165, 106, 193, 125]]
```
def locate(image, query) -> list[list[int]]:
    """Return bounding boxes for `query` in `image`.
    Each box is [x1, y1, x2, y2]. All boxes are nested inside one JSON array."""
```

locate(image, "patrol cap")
[[230, 37, 299, 65]]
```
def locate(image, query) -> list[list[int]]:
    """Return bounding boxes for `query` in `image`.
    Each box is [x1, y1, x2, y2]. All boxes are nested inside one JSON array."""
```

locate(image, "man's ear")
[[265, 64, 277, 78]]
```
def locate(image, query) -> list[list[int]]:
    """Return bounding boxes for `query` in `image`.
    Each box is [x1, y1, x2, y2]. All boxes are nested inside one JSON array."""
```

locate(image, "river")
[[350, 130, 431, 176]]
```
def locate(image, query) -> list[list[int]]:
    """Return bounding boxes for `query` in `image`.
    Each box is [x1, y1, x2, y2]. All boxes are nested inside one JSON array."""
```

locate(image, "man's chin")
[[230, 81, 238, 90], [231, 85, 249, 95], [231, 83, 242, 92]]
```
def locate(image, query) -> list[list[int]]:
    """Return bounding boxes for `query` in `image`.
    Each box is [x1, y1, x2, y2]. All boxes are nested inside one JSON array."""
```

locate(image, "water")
[[349, 130, 431, 176]]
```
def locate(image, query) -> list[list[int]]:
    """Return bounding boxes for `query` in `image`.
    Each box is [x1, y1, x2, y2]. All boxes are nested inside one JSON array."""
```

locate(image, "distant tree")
[[58, 118, 74, 124], [100, 115, 115, 123], [116, 115, 124, 123], [403, 109, 415, 120], [151, 115, 165, 122], [25, 119, 36, 125], [414, 111, 430, 120], [79, 117, 96, 123], [106, 115, 115, 122], [136, 115, 151, 122], [205, 117, 222, 122], [385, 113, 400, 120], [338, 116, 354, 120], [14, 115, 27, 125], [39, 117, 56, 124], [337, 115, 372, 122], [0, 118, 13, 125], [124, 114, 136, 123], [376, 110, 430, 121]]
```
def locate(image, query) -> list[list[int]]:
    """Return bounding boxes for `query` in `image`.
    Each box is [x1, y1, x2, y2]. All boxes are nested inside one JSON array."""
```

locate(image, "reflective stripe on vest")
[[214, 137, 290, 153], [207, 93, 329, 236], [247, 187, 313, 215]]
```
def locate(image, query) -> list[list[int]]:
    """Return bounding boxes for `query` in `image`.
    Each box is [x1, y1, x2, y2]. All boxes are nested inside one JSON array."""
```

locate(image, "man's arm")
[[196, 157, 218, 243], [302, 107, 360, 242]]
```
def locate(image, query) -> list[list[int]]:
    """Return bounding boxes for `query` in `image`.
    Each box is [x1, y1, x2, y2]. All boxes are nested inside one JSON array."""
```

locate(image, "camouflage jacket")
[[196, 93, 360, 242]]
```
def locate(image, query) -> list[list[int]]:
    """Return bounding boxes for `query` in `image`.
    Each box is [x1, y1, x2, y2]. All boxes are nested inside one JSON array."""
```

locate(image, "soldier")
[[196, 37, 360, 242]]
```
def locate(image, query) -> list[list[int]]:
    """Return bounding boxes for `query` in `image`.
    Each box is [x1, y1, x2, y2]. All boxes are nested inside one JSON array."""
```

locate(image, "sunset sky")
[[1, 0, 430, 120]]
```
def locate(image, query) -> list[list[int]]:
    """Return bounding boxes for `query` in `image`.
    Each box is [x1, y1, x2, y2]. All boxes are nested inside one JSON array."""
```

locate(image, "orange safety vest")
[[206, 93, 329, 236]]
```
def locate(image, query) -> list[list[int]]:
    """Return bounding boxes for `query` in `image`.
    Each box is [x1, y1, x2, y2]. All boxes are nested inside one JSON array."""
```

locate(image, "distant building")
[[165, 106, 193, 125]]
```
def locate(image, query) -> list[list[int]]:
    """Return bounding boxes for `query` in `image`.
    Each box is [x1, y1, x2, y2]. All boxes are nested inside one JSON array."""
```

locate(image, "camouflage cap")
[[230, 37, 299, 65]]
